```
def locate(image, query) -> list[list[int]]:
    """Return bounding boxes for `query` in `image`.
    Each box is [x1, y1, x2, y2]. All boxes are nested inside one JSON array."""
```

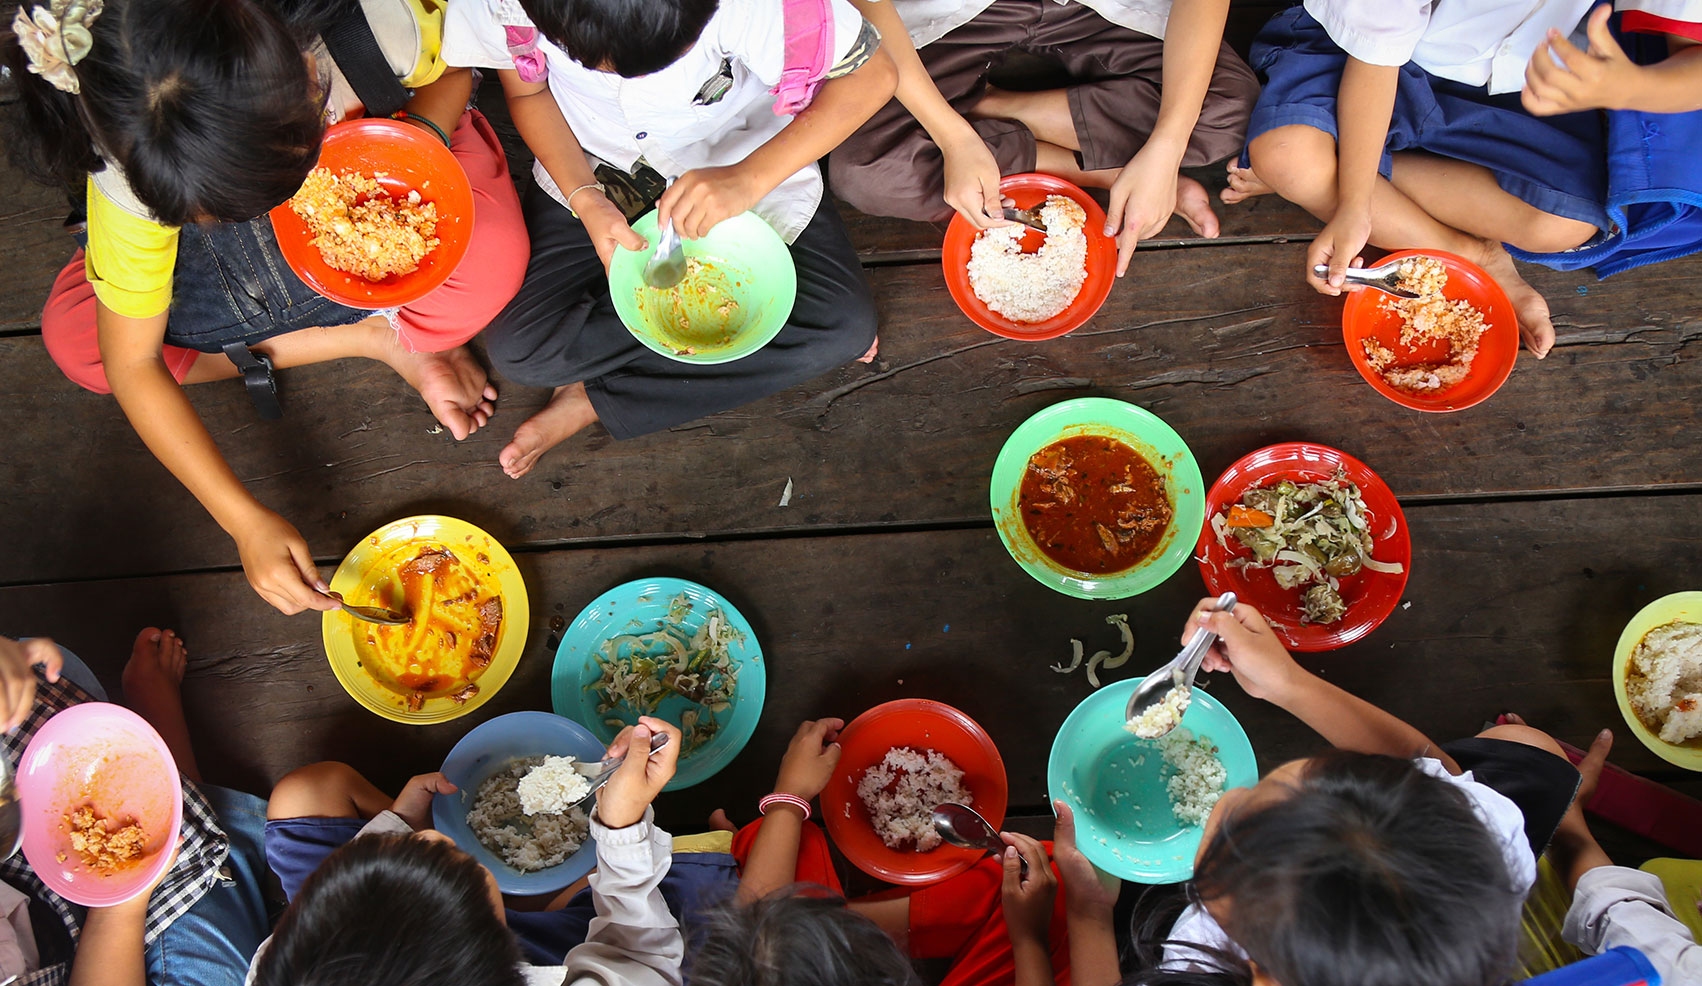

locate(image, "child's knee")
[[267, 761, 366, 819], [1504, 212, 1598, 255], [1474, 723, 1568, 760], [1248, 125, 1338, 204]]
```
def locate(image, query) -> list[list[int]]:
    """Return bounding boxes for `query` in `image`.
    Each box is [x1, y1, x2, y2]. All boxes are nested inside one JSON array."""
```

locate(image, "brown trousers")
[[829, 0, 1259, 221]]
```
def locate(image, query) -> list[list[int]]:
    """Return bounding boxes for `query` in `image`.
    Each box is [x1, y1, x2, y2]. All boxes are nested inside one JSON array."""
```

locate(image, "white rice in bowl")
[[1626, 620, 1702, 744], [1126, 670, 1192, 739], [1158, 728, 1227, 827], [516, 755, 592, 816], [967, 195, 1089, 324], [467, 756, 591, 872], [856, 746, 972, 852]]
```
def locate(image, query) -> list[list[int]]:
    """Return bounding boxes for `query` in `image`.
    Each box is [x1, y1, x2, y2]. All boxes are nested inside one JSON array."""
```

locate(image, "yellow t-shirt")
[[80, 0, 448, 319]]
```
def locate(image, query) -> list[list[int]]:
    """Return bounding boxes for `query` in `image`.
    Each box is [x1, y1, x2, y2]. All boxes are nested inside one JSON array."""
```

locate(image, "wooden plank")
[[3, 241, 1700, 584], [0, 156, 74, 334], [1, 492, 1696, 835]]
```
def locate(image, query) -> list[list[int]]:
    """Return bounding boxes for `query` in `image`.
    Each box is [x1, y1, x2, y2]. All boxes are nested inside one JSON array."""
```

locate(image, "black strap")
[[222, 342, 284, 420], [320, 3, 411, 118]]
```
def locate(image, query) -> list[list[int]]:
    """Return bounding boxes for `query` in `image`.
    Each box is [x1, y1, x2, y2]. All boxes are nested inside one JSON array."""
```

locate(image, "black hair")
[[2, 0, 326, 226], [1122, 751, 1524, 986], [517, 0, 720, 77], [250, 833, 527, 986], [689, 884, 920, 986]]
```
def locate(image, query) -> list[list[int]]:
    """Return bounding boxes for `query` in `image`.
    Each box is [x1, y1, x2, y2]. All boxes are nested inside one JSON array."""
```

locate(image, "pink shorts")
[[41, 110, 529, 394]]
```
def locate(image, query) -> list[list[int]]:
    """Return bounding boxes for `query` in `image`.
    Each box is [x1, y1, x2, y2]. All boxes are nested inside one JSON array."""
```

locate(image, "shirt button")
[[636, 131, 648, 139]]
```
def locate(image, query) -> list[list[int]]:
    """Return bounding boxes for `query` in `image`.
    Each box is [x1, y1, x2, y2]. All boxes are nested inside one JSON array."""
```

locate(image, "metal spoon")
[[643, 220, 687, 289], [0, 758, 21, 863], [565, 730, 672, 810], [323, 592, 411, 626], [1311, 260, 1422, 299], [1124, 592, 1237, 733], [932, 802, 1027, 878], [1002, 206, 1047, 233]]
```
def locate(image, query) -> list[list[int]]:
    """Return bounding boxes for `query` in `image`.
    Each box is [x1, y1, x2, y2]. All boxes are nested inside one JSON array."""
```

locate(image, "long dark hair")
[[518, 0, 719, 77], [2, 0, 326, 225], [251, 833, 527, 986], [1123, 751, 1525, 986], [689, 884, 920, 986]]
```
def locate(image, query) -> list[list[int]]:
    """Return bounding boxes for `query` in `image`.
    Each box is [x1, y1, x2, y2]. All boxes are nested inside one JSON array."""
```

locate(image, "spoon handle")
[[576, 730, 673, 808], [1177, 592, 1237, 685]]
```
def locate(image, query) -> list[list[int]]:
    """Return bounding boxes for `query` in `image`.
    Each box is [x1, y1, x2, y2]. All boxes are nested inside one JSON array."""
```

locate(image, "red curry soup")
[[1018, 436, 1174, 574], [356, 544, 504, 712]]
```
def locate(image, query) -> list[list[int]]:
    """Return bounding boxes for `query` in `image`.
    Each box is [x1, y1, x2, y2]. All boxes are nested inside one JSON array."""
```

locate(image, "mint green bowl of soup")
[[610, 210, 798, 365]]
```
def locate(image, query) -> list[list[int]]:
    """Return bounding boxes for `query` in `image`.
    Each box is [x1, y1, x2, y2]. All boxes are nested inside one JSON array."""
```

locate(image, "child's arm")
[[67, 897, 148, 986], [1190, 599, 1461, 772], [97, 308, 336, 617], [999, 833, 1058, 986], [1104, 0, 1231, 274], [1306, 57, 1399, 295], [847, 0, 1007, 228], [496, 70, 646, 271], [735, 718, 843, 902], [1051, 801, 1122, 986], [396, 67, 475, 140], [1523, 7, 1702, 115], [659, 46, 899, 240]]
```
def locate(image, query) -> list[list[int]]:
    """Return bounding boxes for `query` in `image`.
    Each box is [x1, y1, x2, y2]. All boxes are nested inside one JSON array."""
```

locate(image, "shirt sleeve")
[[440, 0, 519, 71], [1302, 0, 1434, 67], [84, 176, 178, 321], [1414, 757, 1538, 895], [1563, 866, 1702, 985], [564, 809, 684, 986], [723, 0, 872, 88], [1619, 1, 1702, 41]]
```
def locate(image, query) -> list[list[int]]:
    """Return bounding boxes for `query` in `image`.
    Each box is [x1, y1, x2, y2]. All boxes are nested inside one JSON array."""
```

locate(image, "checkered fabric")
[[0, 669, 229, 986]]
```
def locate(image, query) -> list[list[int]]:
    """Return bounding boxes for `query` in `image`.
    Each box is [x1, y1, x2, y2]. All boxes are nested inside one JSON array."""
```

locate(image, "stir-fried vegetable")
[[1209, 472, 1403, 625], [1053, 613, 1134, 687], [588, 592, 742, 754]]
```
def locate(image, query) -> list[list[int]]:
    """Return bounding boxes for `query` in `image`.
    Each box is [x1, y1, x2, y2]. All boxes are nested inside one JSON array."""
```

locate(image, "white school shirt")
[[887, 0, 1175, 47], [441, 0, 868, 243], [1159, 756, 1538, 973], [1564, 866, 1702, 986], [1302, 0, 1596, 95]]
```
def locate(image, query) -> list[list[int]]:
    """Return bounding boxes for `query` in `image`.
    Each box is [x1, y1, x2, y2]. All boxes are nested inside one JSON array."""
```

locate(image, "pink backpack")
[[497, 0, 835, 110]]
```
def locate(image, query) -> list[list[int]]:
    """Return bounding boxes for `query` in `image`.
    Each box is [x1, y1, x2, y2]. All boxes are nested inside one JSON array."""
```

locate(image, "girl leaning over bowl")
[[4, 0, 529, 616]]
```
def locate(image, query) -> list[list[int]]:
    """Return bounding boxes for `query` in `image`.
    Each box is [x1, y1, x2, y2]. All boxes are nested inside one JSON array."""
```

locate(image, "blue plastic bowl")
[[431, 710, 607, 895], [1047, 676, 1257, 883]]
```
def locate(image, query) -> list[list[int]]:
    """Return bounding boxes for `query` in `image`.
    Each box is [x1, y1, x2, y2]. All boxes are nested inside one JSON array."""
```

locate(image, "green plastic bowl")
[[1047, 675, 1258, 883], [990, 397, 1205, 599], [610, 210, 798, 365]]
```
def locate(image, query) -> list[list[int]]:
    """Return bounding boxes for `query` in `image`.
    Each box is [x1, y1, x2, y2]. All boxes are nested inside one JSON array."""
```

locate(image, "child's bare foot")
[[1220, 159, 1273, 205], [499, 383, 598, 479], [857, 337, 879, 364], [1475, 243, 1556, 358], [709, 808, 738, 832], [1175, 175, 1221, 238], [387, 340, 498, 440], [122, 628, 201, 781]]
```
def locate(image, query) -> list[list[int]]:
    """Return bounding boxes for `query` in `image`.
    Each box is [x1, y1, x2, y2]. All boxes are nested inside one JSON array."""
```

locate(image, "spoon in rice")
[[933, 802, 1027, 878], [565, 730, 673, 810], [1310, 261, 1421, 299], [1124, 592, 1237, 736]]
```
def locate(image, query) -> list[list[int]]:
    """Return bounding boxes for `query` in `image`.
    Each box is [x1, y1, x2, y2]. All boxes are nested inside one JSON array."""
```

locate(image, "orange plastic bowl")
[[942, 173, 1116, 341], [270, 118, 474, 310], [821, 699, 1009, 886], [1341, 250, 1518, 412]]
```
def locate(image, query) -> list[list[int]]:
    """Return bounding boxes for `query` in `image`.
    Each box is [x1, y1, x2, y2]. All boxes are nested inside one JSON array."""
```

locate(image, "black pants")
[[485, 183, 879, 439]]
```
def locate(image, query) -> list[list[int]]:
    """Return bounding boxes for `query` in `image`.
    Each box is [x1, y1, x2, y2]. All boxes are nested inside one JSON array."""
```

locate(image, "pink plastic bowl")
[[18, 703, 183, 906]]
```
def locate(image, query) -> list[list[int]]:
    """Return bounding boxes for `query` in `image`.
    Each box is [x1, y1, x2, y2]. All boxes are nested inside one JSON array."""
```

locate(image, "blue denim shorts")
[[1243, 6, 1611, 232]]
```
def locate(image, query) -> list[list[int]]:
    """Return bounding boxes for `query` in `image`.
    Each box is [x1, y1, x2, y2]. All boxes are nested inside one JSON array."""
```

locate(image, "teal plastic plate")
[[551, 577, 766, 790], [1047, 675, 1257, 883], [990, 397, 1205, 599]]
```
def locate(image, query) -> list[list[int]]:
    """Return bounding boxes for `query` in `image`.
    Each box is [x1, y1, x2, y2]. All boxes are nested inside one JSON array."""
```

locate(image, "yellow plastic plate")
[[322, 515, 529, 724], [1612, 591, 1702, 771]]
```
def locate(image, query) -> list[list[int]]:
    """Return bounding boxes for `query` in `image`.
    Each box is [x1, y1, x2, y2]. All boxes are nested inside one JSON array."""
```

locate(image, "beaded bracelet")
[[391, 110, 451, 149], [758, 793, 811, 820]]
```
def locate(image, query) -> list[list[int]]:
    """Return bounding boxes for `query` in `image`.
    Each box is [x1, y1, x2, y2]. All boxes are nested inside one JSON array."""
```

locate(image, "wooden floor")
[[2, 106, 1699, 867]]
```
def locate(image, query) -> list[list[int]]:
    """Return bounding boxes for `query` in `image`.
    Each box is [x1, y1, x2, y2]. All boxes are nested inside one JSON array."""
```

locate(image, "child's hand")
[[1522, 8, 1637, 116], [0, 636, 61, 731], [1188, 599, 1303, 703], [597, 716, 682, 829], [939, 132, 1009, 230], [1052, 800, 1119, 915], [773, 717, 844, 800], [658, 166, 763, 241], [390, 772, 457, 830], [1105, 148, 1181, 277], [999, 832, 1057, 944], [1305, 211, 1371, 295], [577, 192, 648, 273], [233, 509, 338, 616]]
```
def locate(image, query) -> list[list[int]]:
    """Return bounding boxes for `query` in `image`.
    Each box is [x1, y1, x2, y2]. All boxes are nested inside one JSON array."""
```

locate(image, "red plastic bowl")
[[821, 699, 1009, 886], [1341, 250, 1518, 412], [942, 173, 1116, 341], [269, 118, 475, 310], [1195, 443, 1411, 652]]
